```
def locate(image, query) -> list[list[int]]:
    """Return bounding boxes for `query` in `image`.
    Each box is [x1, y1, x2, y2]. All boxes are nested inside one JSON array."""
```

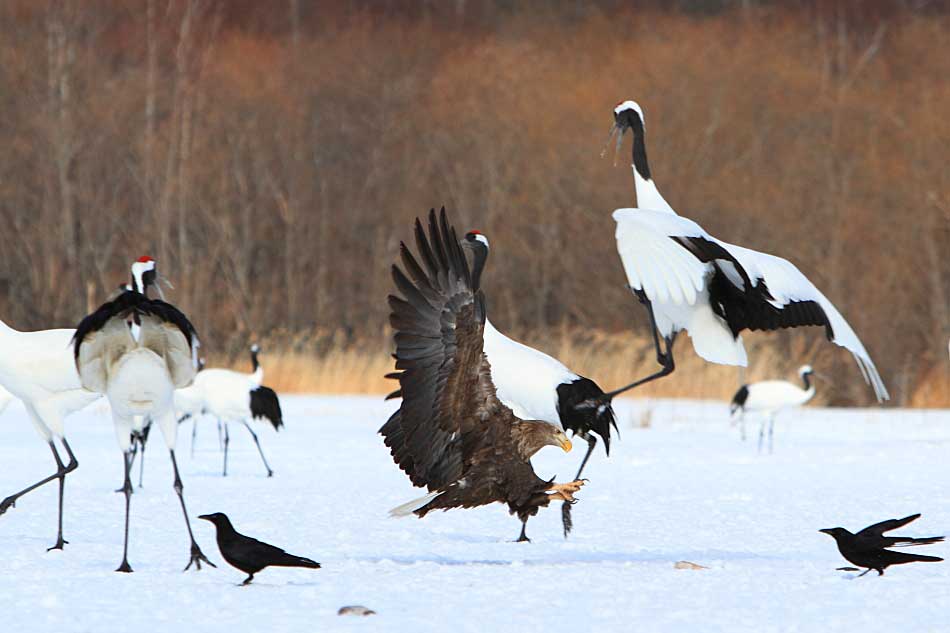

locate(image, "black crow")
[[199, 512, 321, 585], [820, 513, 943, 576]]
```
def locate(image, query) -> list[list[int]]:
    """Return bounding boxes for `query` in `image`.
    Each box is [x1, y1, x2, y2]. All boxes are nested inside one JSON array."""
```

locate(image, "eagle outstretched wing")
[[380, 208, 505, 491]]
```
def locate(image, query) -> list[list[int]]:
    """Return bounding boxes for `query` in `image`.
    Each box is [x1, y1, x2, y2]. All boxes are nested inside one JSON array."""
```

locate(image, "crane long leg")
[[48, 438, 78, 551], [757, 417, 765, 453], [598, 293, 677, 401], [168, 449, 215, 571], [561, 435, 597, 539], [240, 420, 274, 477], [116, 434, 142, 492], [186, 414, 197, 458], [137, 424, 151, 488], [768, 414, 775, 454], [126, 436, 139, 481], [217, 418, 224, 451], [1, 439, 78, 552], [572, 436, 598, 481], [116, 450, 134, 573], [222, 422, 230, 477]]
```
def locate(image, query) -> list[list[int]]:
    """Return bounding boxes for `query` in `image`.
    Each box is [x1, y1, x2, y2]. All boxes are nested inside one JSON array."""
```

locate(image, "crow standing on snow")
[[820, 513, 943, 576], [199, 512, 321, 585]]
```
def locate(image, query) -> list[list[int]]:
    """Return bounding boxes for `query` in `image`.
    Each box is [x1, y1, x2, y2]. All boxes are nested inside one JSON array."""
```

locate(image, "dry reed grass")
[[909, 364, 950, 409], [197, 328, 946, 407]]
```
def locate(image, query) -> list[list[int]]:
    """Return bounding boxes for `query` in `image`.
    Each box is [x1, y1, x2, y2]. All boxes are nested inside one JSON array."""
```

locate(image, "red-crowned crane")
[[730, 365, 817, 453], [0, 318, 101, 550], [595, 101, 888, 406], [192, 345, 283, 477], [73, 256, 214, 572]]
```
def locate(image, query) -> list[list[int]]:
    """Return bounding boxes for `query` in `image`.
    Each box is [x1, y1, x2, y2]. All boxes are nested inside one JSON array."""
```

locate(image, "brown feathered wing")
[[380, 208, 549, 517]]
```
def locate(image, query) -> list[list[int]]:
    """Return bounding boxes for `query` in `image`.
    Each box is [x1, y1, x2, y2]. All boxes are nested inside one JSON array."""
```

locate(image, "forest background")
[[0, 0, 946, 406]]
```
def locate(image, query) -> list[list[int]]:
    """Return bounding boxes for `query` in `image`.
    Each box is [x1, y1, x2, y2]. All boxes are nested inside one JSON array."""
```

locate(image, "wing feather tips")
[[852, 354, 889, 402], [250, 386, 283, 430], [413, 217, 440, 280], [427, 209, 450, 271], [384, 207, 478, 492], [389, 489, 442, 517]]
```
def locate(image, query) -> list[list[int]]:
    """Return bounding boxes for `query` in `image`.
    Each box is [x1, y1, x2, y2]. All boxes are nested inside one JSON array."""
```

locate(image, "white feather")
[[482, 320, 575, 426], [195, 368, 259, 422], [0, 320, 101, 440], [389, 490, 442, 517], [741, 380, 816, 411]]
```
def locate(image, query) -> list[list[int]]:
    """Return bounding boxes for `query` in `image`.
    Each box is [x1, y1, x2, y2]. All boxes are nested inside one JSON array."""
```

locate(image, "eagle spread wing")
[[380, 207, 505, 491]]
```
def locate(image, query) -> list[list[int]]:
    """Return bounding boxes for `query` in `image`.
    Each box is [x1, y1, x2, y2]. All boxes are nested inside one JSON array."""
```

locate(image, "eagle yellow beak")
[[559, 437, 573, 453]]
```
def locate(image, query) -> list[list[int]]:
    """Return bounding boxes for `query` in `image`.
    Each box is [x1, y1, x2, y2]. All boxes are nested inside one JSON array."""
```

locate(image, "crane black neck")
[[629, 117, 652, 181], [469, 242, 488, 291], [250, 348, 260, 371], [801, 371, 812, 391]]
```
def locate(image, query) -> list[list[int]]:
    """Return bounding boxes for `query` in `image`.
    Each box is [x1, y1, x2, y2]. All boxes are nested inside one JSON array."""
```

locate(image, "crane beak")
[[601, 122, 625, 165], [153, 272, 175, 301]]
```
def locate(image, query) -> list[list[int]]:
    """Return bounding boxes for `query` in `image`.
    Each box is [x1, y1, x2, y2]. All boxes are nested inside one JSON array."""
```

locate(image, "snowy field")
[[1, 395, 949, 633]]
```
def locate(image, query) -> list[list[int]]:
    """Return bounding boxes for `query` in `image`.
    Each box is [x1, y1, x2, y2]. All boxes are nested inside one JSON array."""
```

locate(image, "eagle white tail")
[[389, 490, 442, 517]]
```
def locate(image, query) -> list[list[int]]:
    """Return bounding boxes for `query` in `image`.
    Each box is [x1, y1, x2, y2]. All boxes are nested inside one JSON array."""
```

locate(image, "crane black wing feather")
[[73, 290, 198, 358], [674, 236, 834, 340], [250, 386, 283, 431]]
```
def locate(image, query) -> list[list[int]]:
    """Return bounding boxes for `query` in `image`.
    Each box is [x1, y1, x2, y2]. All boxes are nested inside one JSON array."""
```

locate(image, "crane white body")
[[482, 319, 575, 426], [78, 315, 195, 452], [0, 322, 100, 439], [174, 380, 207, 420], [0, 384, 15, 417], [737, 380, 816, 412], [730, 366, 816, 453], [191, 357, 282, 477], [196, 368, 260, 421], [73, 256, 213, 572], [0, 319, 101, 550]]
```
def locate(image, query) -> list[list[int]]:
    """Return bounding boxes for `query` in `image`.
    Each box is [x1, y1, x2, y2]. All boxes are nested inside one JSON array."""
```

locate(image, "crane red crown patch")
[[136, 255, 154, 263]]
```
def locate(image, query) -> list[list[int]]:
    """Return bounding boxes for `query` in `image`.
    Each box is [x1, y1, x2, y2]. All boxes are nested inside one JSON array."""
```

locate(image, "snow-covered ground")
[[1, 395, 949, 633]]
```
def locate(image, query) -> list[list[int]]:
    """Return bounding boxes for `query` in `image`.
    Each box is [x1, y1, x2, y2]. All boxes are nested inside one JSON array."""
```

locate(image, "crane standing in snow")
[[193, 344, 283, 477], [730, 365, 817, 453], [0, 319, 101, 551], [73, 256, 214, 572]]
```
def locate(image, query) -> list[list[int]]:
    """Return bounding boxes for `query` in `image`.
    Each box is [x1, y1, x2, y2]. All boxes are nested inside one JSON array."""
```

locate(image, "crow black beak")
[[818, 528, 833, 535], [198, 514, 212, 522]]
